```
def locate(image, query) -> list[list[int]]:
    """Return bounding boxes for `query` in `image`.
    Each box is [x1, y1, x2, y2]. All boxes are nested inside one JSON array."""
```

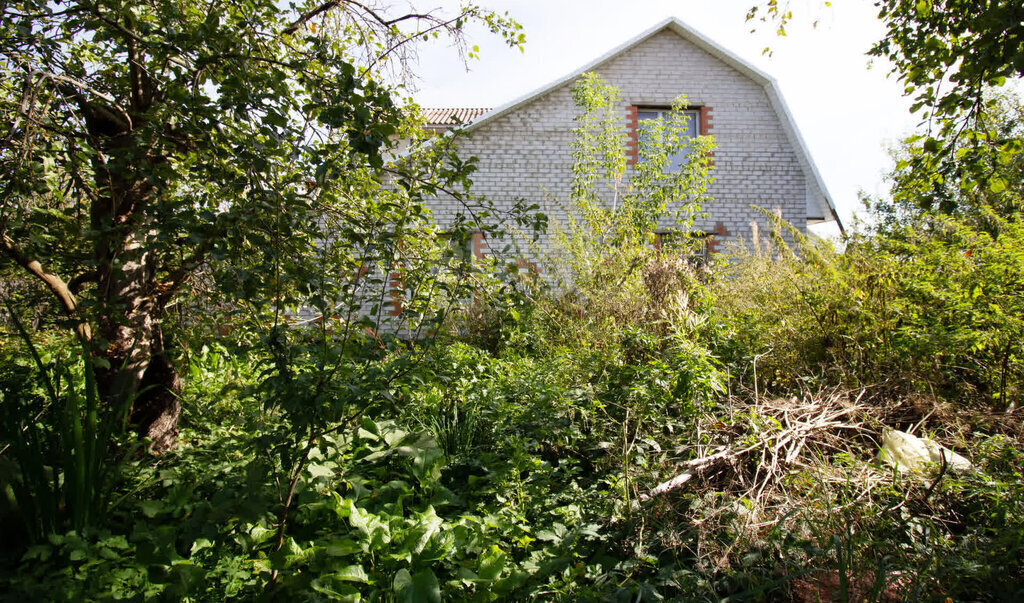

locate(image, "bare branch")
[[0, 232, 92, 340], [284, 0, 343, 35], [285, 0, 441, 38]]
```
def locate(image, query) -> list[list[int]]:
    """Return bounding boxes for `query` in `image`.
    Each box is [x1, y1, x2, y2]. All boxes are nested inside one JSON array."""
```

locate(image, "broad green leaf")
[[311, 577, 362, 601], [393, 568, 441, 603], [348, 502, 391, 546], [331, 564, 370, 583], [477, 545, 506, 581], [405, 506, 444, 555], [189, 538, 214, 557], [307, 463, 334, 479], [140, 500, 164, 518], [326, 538, 362, 557]]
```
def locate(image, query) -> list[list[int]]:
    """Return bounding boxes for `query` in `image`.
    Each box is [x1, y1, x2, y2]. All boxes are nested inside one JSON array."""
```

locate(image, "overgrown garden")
[[1, 0, 1023, 600]]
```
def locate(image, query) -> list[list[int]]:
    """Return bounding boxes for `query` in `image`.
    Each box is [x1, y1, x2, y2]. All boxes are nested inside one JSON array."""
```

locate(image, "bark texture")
[[82, 81, 182, 452]]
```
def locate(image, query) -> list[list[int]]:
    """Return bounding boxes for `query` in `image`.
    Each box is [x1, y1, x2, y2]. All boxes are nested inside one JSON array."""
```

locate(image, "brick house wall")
[[422, 19, 838, 271]]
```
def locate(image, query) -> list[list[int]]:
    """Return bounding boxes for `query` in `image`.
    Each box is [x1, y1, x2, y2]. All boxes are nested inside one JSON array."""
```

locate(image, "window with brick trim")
[[440, 230, 487, 263], [627, 105, 713, 168]]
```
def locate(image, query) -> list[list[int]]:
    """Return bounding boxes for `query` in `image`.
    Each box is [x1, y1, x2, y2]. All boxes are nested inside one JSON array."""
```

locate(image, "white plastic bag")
[[879, 427, 974, 474]]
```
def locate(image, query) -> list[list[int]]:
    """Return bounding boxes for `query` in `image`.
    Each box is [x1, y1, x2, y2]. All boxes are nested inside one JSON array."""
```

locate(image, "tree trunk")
[[131, 327, 182, 453], [90, 221, 184, 452], [92, 249, 183, 453], [86, 108, 182, 452]]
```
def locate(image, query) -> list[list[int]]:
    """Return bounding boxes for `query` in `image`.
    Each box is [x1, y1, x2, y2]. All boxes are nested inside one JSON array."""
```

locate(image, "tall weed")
[[0, 305, 132, 542], [711, 209, 1024, 410]]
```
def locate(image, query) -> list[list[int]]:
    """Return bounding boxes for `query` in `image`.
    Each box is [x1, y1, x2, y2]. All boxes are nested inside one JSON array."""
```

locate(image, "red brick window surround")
[[390, 231, 488, 316], [705, 221, 731, 254], [388, 270, 405, 316], [627, 105, 713, 166], [470, 231, 487, 260]]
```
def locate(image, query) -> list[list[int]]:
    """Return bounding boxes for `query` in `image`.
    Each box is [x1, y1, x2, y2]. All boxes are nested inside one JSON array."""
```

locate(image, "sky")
[[403, 0, 925, 238]]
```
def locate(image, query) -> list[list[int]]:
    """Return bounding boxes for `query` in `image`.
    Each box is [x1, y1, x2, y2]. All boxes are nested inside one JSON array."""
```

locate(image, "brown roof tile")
[[419, 107, 491, 127]]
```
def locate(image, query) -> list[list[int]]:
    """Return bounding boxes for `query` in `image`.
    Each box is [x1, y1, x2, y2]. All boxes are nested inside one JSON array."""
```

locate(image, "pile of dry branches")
[[638, 387, 882, 523], [626, 385, 1017, 600]]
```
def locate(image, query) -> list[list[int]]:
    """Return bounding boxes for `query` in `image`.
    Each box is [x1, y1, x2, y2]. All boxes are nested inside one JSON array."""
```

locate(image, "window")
[[440, 231, 473, 264], [626, 105, 712, 168], [439, 230, 487, 264], [637, 108, 700, 171], [654, 229, 710, 265]]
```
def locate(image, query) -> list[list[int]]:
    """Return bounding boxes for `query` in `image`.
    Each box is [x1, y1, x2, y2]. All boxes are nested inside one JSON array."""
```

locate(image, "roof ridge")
[[458, 17, 839, 228]]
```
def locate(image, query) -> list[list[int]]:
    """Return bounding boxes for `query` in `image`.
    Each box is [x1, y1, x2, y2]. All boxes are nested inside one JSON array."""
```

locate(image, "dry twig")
[[639, 388, 872, 516]]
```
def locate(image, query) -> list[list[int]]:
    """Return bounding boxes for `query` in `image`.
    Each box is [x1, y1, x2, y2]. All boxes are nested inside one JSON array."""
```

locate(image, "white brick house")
[[419, 17, 841, 263]]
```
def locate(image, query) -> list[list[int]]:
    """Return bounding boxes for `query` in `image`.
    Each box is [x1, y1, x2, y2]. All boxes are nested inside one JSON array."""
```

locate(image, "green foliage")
[[712, 202, 1024, 409], [0, 344, 620, 600], [0, 307, 133, 543], [0, 0, 526, 456], [750, 0, 1024, 227], [774, 440, 1024, 601], [536, 73, 717, 343], [4, 6, 1024, 599], [870, 0, 1024, 123], [885, 91, 1024, 221], [0, 2, 534, 565]]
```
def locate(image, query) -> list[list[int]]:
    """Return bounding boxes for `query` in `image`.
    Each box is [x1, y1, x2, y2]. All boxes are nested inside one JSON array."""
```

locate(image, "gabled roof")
[[454, 17, 842, 229]]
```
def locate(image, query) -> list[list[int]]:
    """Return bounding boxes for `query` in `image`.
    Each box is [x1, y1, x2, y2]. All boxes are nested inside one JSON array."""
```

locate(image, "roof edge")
[[762, 80, 843, 230], [463, 17, 775, 133], [454, 16, 842, 228]]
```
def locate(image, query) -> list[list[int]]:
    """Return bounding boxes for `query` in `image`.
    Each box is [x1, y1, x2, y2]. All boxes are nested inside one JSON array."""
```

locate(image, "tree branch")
[[284, 0, 439, 35], [69, 270, 99, 295], [126, 36, 147, 112], [1, 233, 92, 340], [284, 0, 342, 35]]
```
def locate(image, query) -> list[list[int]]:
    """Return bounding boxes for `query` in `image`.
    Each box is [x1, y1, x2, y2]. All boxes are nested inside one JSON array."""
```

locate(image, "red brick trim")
[[705, 221, 731, 254], [699, 106, 715, 167], [344, 263, 369, 284], [388, 271, 404, 316], [514, 257, 539, 281], [627, 105, 711, 166], [470, 231, 487, 260], [626, 105, 639, 166], [698, 106, 714, 136]]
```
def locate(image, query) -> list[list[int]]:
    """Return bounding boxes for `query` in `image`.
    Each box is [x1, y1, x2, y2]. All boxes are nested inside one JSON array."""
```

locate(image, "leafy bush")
[[711, 206, 1024, 411]]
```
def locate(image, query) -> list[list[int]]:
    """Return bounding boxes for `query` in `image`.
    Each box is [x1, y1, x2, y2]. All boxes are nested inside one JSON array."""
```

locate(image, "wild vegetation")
[[2, 0, 1023, 601]]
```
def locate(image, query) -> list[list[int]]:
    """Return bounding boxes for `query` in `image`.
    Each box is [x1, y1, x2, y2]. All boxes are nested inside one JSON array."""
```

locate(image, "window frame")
[[654, 229, 711, 265], [634, 106, 700, 171], [626, 105, 713, 168]]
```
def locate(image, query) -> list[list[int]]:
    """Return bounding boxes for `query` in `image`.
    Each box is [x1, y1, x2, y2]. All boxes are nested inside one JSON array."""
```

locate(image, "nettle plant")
[[548, 73, 717, 331]]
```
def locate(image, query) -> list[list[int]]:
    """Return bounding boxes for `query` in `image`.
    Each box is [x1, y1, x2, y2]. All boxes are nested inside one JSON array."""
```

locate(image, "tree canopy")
[[748, 0, 1024, 219], [748, 0, 1024, 124], [0, 0, 523, 449]]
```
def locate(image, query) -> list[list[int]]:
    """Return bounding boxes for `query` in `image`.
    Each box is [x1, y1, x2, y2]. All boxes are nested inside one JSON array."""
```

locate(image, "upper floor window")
[[636, 107, 700, 171]]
